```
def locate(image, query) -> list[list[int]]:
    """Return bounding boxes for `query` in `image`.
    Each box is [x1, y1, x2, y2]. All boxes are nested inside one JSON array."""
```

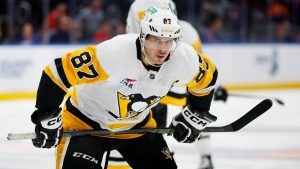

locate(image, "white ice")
[[0, 89, 300, 169]]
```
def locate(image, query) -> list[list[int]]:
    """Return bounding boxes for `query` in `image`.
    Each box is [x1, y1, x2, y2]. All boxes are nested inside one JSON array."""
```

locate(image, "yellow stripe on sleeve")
[[160, 96, 187, 106]]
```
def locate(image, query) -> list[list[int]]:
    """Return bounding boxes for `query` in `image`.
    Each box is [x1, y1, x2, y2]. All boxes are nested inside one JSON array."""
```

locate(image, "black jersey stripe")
[[35, 71, 67, 110], [206, 68, 218, 88], [66, 98, 101, 130], [108, 156, 127, 161], [166, 91, 187, 99], [55, 58, 71, 88]]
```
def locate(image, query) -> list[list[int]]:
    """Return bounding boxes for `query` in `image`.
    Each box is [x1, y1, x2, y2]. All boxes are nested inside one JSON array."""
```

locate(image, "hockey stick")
[[229, 93, 284, 106], [7, 99, 273, 140]]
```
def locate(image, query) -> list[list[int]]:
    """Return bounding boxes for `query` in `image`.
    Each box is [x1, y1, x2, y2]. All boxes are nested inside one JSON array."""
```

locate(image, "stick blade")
[[204, 99, 273, 132], [231, 99, 273, 131]]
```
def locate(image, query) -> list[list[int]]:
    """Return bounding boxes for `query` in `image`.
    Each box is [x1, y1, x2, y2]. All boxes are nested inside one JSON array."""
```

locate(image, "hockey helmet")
[[140, 6, 181, 51]]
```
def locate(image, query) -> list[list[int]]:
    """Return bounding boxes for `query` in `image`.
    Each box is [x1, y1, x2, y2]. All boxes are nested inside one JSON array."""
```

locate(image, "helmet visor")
[[144, 35, 176, 51]]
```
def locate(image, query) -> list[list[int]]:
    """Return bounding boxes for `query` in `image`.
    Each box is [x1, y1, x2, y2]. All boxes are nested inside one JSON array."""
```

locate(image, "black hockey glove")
[[170, 106, 217, 143], [214, 86, 228, 102], [31, 107, 63, 148]]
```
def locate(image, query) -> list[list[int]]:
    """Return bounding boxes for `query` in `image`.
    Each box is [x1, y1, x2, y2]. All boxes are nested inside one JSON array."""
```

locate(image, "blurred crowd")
[[0, 0, 300, 44]]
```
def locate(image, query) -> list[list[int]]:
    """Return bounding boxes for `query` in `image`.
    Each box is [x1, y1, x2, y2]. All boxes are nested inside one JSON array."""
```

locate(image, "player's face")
[[143, 35, 174, 65]]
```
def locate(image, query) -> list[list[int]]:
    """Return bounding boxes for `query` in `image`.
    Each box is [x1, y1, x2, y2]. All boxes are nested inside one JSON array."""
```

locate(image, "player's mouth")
[[156, 55, 165, 58], [156, 55, 166, 62]]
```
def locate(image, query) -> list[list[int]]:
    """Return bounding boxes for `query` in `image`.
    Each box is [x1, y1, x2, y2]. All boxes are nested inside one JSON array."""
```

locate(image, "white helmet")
[[140, 6, 181, 44]]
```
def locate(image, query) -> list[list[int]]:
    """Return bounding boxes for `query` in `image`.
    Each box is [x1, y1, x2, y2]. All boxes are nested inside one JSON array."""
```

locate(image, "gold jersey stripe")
[[56, 137, 68, 169], [103, 114, 157, 139], [191, 39, 202, 53], [138, 11, 145, 21], [106, 122, 139, 130], [107, 164, 131, 169], [62, 106, 94, 131], [160, 95, 187, 106]]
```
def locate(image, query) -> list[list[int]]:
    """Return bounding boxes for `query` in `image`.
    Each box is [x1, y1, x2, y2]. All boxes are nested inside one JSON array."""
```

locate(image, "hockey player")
[[30, 7, 218, 169], [114, 1, 214, 169]]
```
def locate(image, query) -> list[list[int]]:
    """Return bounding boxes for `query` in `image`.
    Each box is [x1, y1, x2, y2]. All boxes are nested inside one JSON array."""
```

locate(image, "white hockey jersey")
[[42, 34, 216, 138]]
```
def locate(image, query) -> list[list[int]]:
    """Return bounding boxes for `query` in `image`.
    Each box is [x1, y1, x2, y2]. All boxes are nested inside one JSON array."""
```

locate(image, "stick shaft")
[[7, 99, 273, 140]]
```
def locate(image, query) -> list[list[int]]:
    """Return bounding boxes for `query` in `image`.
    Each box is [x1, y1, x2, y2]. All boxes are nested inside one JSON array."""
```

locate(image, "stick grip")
[[7, 132, 36, 140]]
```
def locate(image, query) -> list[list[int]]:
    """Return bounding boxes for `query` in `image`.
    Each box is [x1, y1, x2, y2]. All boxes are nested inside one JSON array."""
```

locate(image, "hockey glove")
[[214, 86, 228, 102], [31, 107, 63, 148], [170, 106, 217, 143]]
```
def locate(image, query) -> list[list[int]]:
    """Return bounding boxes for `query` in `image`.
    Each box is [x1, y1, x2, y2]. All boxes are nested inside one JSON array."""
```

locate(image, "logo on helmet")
[[147, 7, 157, 14], [163, 18, 172, 24]]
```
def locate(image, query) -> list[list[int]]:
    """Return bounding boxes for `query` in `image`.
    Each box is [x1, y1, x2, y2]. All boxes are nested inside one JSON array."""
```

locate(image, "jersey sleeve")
[[35, 46, 109, 110], [185, 52, 218, 111]]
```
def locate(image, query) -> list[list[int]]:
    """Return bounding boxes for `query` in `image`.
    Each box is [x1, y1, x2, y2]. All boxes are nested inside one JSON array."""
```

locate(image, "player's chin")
[[155, 59, 165, 65]]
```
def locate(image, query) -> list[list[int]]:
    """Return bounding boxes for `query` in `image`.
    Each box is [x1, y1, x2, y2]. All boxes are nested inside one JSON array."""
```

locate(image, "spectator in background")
[[0, 17, 8, 43], [49, 16, 73, 44], [267, 0, 290, 23], [20, 22, 41, 44], [104, 3, 126, 37], [45, 2, 68, 31], [76, 0, 104, 42], [92, 20, 112, 43], [113, 21, 126, 35], [273, 18, 292, 42], [200, 12, 227, 43], [292, 28, 300, 42]]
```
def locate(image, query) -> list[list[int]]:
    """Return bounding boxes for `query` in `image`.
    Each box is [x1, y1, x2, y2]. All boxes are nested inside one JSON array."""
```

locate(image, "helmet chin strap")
[[141, 46, 162, 68]]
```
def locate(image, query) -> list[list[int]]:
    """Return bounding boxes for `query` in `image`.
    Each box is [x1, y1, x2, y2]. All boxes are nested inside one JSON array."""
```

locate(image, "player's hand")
[[214, 86, 228, 102], [31, 108, 63, 148], [170, 106, 217, 143]]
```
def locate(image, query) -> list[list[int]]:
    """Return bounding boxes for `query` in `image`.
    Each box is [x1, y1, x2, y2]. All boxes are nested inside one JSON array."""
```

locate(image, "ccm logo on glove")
[[42, 115, 62, 129], [183, 109, 209, 127], [181, 106, 216, 130]]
